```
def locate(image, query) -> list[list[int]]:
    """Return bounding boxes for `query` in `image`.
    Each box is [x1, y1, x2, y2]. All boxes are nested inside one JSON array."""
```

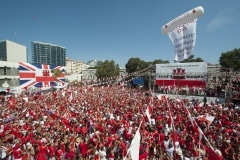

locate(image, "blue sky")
[[1, 0, 239, 68]]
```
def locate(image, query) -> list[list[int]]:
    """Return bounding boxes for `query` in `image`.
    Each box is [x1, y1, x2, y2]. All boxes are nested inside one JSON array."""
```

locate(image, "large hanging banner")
[[19, 62, 66, 89], [161, 6, 204, 62], [168, 19, 197, 62]]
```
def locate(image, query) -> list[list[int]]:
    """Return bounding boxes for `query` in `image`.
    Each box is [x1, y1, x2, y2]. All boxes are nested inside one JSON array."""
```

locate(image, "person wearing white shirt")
[[98, 146, 107, 160]]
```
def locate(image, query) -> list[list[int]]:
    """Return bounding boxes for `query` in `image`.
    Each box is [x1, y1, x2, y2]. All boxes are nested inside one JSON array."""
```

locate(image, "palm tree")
[[51, 69, 63, 85]]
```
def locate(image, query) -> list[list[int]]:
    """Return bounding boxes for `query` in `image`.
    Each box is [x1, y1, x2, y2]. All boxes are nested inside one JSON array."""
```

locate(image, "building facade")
[[0, 40, 27, 63], [0, 61, 20, 89], [65, 58, 90, 82], [31, 41, 66, 66], [206, 64, 222, 88], [81, 68, 127, 81], [65, 58, 89, 75]]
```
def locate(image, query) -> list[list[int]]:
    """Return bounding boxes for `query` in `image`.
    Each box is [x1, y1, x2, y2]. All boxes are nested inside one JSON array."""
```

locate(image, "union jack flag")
[[19, 62, 66, 89]]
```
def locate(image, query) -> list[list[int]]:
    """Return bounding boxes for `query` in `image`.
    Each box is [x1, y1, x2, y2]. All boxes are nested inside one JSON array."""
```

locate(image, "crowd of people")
[[156, 85, 224, 98], [0, 84, 239, 160]]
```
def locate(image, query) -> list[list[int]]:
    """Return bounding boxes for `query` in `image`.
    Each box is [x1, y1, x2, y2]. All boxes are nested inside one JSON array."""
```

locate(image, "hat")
[[26, 142, 32, 150], [176, 148, 182, 155], [14, 139, 20, 144], [19, 120, 25, 126], [197, 149, 206, 155], [215, 149, 222, 156], [226, 140, 230, 143], [76, 137, 81, 143]]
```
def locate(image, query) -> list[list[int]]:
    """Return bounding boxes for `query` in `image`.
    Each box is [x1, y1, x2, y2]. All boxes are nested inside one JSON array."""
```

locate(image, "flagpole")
[[166, 96, 177, 159], [181, 100, 215, 150]]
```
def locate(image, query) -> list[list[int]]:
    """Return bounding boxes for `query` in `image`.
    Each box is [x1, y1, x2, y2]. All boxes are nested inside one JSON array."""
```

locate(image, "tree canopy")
[[96, 60, 120, 79], [219, 48, 240, 71], [51, 69, 63, 82], [180, 55, 204, 63], [125, 57, 169, 74], [125, 58, 149, 73], [150, 59, 169, 65]]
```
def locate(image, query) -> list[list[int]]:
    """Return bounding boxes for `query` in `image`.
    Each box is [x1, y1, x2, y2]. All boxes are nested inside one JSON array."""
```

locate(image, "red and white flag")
[[183, 106, 194, 126], [197, 115, 215, 126], [145, 106, 151, 123], [206, 146, 223, 160], [145, 103, 153, 122]]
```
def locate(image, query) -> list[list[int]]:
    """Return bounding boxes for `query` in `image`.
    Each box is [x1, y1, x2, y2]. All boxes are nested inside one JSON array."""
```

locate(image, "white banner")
[[156, 62, 207, 76], [168, 19, 197, 62]]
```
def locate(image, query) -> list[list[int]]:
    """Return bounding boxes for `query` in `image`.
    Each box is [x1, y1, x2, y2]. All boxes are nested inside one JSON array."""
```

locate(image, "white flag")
[[68, 92, 73, 102], [168, 19, 197, 62], [145, 106, 151, 123], [129, 129, 141, 160], [62, 90, 65, 97], [23, 97, 28, 102], [198, 126, 203, 141]]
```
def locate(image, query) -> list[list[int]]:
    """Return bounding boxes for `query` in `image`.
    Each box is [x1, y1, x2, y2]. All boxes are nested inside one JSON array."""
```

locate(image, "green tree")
[[148, 59, 169, 73], [125, 57, 148, 73], [151, 59, 169, 65], [219, 48, 240, 71], [181, 55, 204, 63], [88, 66, 99, 69], [51, 69, 63, 81], [96, 60, 120, 79]]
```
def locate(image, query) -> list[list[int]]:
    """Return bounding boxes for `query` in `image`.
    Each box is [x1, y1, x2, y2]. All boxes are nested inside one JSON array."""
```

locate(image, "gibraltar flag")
[[197, 115, 215, 126]]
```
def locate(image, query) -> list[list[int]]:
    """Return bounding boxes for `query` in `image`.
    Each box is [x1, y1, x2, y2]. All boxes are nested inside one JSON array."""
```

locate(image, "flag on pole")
[[145, 106, 151, 123], [145, 105, 152, 123], [183, 106, 194, 126], [197, 115, 215, 126], [206, 146, 223, 160], [198, 126, 203, 158], [68, 91, 73, 102], [129, 129, 141, 160]]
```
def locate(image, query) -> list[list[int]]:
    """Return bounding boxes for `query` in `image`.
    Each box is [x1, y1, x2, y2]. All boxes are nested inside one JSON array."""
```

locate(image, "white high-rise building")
[[0, 40, 27, 63]]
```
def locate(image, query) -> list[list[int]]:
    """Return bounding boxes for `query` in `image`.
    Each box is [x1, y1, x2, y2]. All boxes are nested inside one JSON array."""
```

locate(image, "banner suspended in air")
[[162, 6, 204, 62]]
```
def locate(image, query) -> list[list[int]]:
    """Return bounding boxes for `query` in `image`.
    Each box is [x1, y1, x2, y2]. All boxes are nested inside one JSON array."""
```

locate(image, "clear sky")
[[1, 0, 239, 68]]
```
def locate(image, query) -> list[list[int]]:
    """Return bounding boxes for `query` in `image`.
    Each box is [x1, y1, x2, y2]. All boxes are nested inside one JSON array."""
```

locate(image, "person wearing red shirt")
[[36, 142, 48, 160], [55, 144, 63, 160], [139, 141, 149, 160], [12, 142, 23, 160], [47, 142, 56, 160], [120, 140, 127, 158], [78, 138, 88, 159], [107, 145, 115, 160], [64, 144, 75, 160]]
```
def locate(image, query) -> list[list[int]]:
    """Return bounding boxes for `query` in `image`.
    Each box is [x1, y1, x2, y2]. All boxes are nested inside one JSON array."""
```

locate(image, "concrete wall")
[[6, 40, 27, 63]]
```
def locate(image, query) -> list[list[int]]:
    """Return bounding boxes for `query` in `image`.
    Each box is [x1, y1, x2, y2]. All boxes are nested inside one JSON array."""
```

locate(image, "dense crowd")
[[157, 85, 224, 98], [0, 85, 239, 160]]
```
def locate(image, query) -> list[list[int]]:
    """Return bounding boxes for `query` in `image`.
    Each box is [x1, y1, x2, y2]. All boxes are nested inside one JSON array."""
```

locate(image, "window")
[[4, 67, 7, 75]]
